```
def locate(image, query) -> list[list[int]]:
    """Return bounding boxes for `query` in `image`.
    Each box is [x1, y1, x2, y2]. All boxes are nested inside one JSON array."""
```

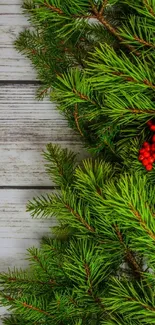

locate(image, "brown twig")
[[3, 295, 14, 302], [134, 35, 155, 48], [130, 205, 155, 241], [72, 88, 97, 106], [92, 184, 142, 279], [85, 263, 91, 280], [65, 203, 95, 232], [39, 87, 50, 97], [84, 264, 104, 308], [47, 147, 63, 176], [74, 104, 84, 137], [44, 1, 94, 18], [31, 49, 37, 55], [31, 254, 53, 279], [22, 302, 52, 316], [143, 0, 155, 17], [99, 0, 108, 16], [143, 79, 155, 89], [3, 295, 52, 317], [128, 107, 155, 114], [126, 296, 155, 311], [44, 1, 63, 14], [112, 71, 155, 89], [90, 3, 140, 56], [114, 225, 141, 279], [112, 71, 136, 82]]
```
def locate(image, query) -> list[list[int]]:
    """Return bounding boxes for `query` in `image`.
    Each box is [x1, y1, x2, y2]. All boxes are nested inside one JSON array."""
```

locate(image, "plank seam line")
[[0, 186, 59, 190], [0, 80, 41, 85]]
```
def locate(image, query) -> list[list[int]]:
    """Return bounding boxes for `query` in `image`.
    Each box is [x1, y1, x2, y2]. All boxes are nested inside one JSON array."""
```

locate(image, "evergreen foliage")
[[15, 0, 155, 156], [1, 144, 155, 324]]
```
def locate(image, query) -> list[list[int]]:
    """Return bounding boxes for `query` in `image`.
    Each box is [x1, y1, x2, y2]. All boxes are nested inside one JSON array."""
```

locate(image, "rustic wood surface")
[[0, 1, 85, 322], [0, 84, 84, 186]]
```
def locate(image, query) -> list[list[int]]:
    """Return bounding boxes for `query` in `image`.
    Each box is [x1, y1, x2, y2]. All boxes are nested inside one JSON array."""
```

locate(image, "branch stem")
[[74, 104, 84, 137], [99, 0, 108, 16], [143, 0, 155, 17], [91, 3, 140, 55], [65, 203, 95, 232]]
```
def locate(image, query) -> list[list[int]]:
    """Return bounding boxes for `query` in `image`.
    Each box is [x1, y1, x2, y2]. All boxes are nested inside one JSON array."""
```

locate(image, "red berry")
[[149, 157, 154, 164], [150, 125, 155, 132], [142, 158, 149, 166], [139, 148, 145, 154], [146, 155, 154, 163], [151, 144, 155, 152], [144, 147, 150, 152], [152, 134, 155, 143], [145, 164, 153, 171], [152, 153, 155, 160], [143, 151, 150, 158], [143, 142, 150, 147], [147, 120, 153, 126], [138, 155, 144, 161]]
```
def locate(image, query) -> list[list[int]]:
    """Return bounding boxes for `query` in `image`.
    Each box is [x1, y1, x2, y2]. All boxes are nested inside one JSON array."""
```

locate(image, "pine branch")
[[74, 104, 84, 137], [134, 35, 155, 48], [27, 247, 55, 279], [72, 88, 97, 106], [104, 278, 155, 323], [143, 0, 155, 17], [74, 159, 142, 279], [44, 0, 94, 19], [3, 147, 155, 323], [88, 44, 155, 94], [90, 2, 140, 55], [0, 270, 56, 291], [114, 225, 141, 279], [99, 0, 108, 16], [130, 205, 155, 241], [112, 71, 155, 89], [43, 144, 77, 187], [44, 1, 64, 14], [20, 301, 51, 317], [65, 202, 95, 232]]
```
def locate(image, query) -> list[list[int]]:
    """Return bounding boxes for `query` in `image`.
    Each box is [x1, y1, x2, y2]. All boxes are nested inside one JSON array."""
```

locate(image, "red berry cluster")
[[138, 120, 155, 171]]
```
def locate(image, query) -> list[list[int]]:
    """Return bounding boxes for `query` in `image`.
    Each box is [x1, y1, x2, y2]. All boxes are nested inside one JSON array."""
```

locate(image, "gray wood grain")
[[0, 187, 55, 319], [0, 2, 36, 80], [0, 1, 21, 4], [0, 2, 85, 320], [0, 188, 55, 272], [0, 4, 22, 13], [0, 84, 85, 186]]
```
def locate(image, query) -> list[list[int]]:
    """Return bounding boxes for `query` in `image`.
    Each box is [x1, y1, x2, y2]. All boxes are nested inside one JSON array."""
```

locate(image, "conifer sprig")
[[1, 144, 155, 324], [15, 0, 155, 155]]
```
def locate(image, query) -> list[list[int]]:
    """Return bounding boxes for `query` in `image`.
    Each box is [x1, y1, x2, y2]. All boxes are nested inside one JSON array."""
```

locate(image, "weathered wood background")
[[0, 1, 85, 322]]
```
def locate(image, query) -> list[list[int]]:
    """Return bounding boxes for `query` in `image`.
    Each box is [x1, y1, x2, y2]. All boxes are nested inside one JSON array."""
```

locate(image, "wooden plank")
[[0, 26, 23, 46], [0, 5, 22, 14], [0, 188, 54, 320], [0, 50, 36, 80], [0, 2, 35, 80], [0, 26, 21, 46], [0, 1, 22, 4], [0, 188, 54, 273], [0, 2, 85, 320], [0, 84, 85, 186], [0, 14, 28, 26]]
